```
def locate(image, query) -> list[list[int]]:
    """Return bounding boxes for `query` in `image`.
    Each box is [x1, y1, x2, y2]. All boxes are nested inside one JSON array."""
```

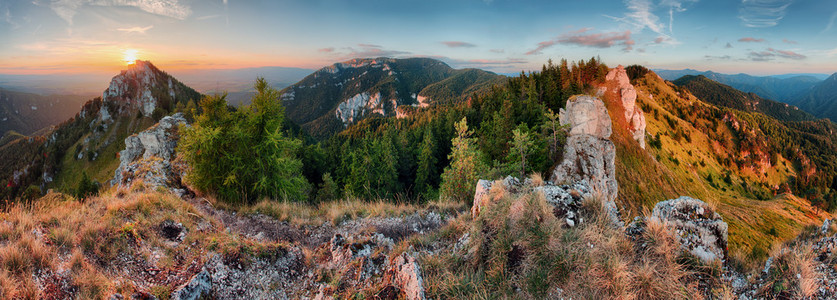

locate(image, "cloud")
[[526, 29, 635, 55], [748, 47, 806, 61], [738, 0, 793, 28], [38, 0, 192, 24], [318, 47, 335, 53], [704, 55, 732, 60], [605, 0, 696, 43], [489, 49, 505, 53], [117, 25, 153, 34], [725, 42, 733, 48], [823, 11, 837, 33], [782, 39, 797, 44], [441, 41, 477, 48], [654, 36, 670, 44], [339, 44, 409, 59], [738, 37, 765, 42]]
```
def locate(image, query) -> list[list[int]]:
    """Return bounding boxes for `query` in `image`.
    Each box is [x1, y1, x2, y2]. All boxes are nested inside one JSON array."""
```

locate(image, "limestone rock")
[[559, 95, 612, 139], [550, 134, 619, 224], [385, 253, 426, 300], [171, 269, 211, 300], [605, 65, 646, 148], [112, 113, 189, 191], [551, 95, 620, 225], [535, 181, 593, 227], [471, 179, 494, 219], [651, 196, 728, 263]]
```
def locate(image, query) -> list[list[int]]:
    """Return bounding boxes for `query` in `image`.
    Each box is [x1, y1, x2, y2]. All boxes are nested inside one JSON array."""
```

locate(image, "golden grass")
[[759, 243, 820, 298], [422, 186, 705, 299]]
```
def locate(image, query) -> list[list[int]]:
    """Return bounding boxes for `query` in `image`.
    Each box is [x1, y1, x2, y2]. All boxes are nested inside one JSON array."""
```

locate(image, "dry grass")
[[422, 184, 705, 299], [759, 243, 820, 298]]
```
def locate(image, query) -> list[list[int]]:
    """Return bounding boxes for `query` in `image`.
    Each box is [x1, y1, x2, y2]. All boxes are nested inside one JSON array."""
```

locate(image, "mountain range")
[[279, 57, 504, 139], [656, 68, 837, 121]]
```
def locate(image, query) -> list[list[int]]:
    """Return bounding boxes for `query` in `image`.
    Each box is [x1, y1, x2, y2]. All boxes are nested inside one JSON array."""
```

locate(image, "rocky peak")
[[98, 60, 197, 121], [604, 65, 647, 149]]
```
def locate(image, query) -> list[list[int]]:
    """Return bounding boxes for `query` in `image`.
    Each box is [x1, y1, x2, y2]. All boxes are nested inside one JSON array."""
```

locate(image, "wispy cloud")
[[37, 0, 192, 24], [725, 42, 733, 48], [605, 0, 696, 44], [318, 47, 335, 53], [782, 39, 797, 44], [748, 47, 806, 61], [527, 29, 634, 55], [441, 41, 477, 48], [117, 25, 153, 34], [823, 11, 837, 33], [704, 55, 732, 60], [738, 37, 765, 42], [738, 0, 793, 28], [489, 49, 505, 53], [338, 44, 409, 59]]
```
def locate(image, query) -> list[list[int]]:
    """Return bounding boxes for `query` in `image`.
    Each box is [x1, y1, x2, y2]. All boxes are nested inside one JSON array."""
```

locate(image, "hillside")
[[656, 69, 821, 104], [280, 57, 504, 139], [795, 73, 837, 121], [0, 88, 89, 139], [672, 75, 816, 122], [0, 61, 201, 200]]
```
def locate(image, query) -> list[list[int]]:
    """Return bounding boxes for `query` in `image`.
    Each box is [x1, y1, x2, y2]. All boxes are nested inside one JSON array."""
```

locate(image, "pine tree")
[[508, 126, 535, 178], [440, 117, 484, 204], [415, 128, 438, 197]]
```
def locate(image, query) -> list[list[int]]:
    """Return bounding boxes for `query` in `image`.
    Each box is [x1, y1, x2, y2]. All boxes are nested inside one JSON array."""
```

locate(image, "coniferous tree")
[[440, 117, 484, 204], [415, 128, 438, 197]]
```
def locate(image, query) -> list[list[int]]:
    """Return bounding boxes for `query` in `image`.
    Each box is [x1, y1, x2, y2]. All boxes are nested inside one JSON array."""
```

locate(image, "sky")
[[1, 0, 836, 78]]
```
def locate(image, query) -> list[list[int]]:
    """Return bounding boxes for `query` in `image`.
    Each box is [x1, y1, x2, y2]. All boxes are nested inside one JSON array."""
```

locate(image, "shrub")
[[180, 78, 309, 204]]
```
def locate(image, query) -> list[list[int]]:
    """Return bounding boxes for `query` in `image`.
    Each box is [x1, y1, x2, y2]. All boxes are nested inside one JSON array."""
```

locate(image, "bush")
[[180, 78, 309, 204], [74, 172, 99, 200]]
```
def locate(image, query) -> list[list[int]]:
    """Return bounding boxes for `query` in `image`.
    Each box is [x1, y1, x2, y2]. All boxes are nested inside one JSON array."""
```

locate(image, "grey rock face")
[[551, 96, 619, 225], [559, 95, 612, 139], [112, 113, 189, 191], [471, 179, 494, 219], [652, 196, 728, 263], [535, 181, 593, 227]]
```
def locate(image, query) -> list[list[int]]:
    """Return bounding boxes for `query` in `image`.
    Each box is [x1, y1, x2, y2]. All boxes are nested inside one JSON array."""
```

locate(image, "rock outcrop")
[[112, 113, 189, 192], [100, 60, 199, 119], [471, 175, 596, 228], [604, 65, 646, 148], [383, 253, 427, 300], [651, 196, 728, 263], [550, 95, 620, 224]]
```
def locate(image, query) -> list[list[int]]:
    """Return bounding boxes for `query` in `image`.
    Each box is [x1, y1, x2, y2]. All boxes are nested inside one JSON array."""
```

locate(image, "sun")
[[122, 49, 138, 65]]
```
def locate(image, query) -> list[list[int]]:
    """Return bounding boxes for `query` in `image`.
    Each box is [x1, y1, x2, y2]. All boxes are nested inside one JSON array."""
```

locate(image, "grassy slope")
[[604, 72, 830, 266], [53, 116, 157, 192]]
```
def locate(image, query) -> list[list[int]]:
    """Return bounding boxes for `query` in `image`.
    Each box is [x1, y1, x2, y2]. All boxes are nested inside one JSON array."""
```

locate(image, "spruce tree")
[[415, 128, 438, 197], [440, 117, 484, 205]]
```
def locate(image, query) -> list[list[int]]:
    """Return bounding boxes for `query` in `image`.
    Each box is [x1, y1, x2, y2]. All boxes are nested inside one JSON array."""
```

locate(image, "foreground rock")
[[112, 113, 189, 193], [551, 95, 620, 224], [604, 65, 647, 148], [471, 175, 595, 228], [651, 196, 728, 263]]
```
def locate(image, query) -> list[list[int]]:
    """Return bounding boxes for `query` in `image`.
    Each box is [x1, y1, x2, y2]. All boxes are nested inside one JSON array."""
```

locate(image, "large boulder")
[[534, 181, 593, 227], [559, 95, 612, 139], [550, 95, 619, 224], [651, 196, 728, 263], [604, 65, 646, 148], [112, 113, 189, 192]]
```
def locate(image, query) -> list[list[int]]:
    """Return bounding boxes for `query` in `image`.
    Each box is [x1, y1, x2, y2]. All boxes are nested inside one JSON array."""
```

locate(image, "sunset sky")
[[1, 0, 836, 77]]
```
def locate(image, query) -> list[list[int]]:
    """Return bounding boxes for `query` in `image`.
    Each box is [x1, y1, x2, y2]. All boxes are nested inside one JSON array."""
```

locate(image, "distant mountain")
[[0, 88, 89, 138], [672, 75, 816, 122], [656, 69, 821, 104], [794, 73, 837, 122], [280, 57, 504, 139]]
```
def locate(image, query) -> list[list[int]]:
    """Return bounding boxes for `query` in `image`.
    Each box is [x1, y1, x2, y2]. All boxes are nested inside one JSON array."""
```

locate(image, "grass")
[[419, 182, 711, 299]]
